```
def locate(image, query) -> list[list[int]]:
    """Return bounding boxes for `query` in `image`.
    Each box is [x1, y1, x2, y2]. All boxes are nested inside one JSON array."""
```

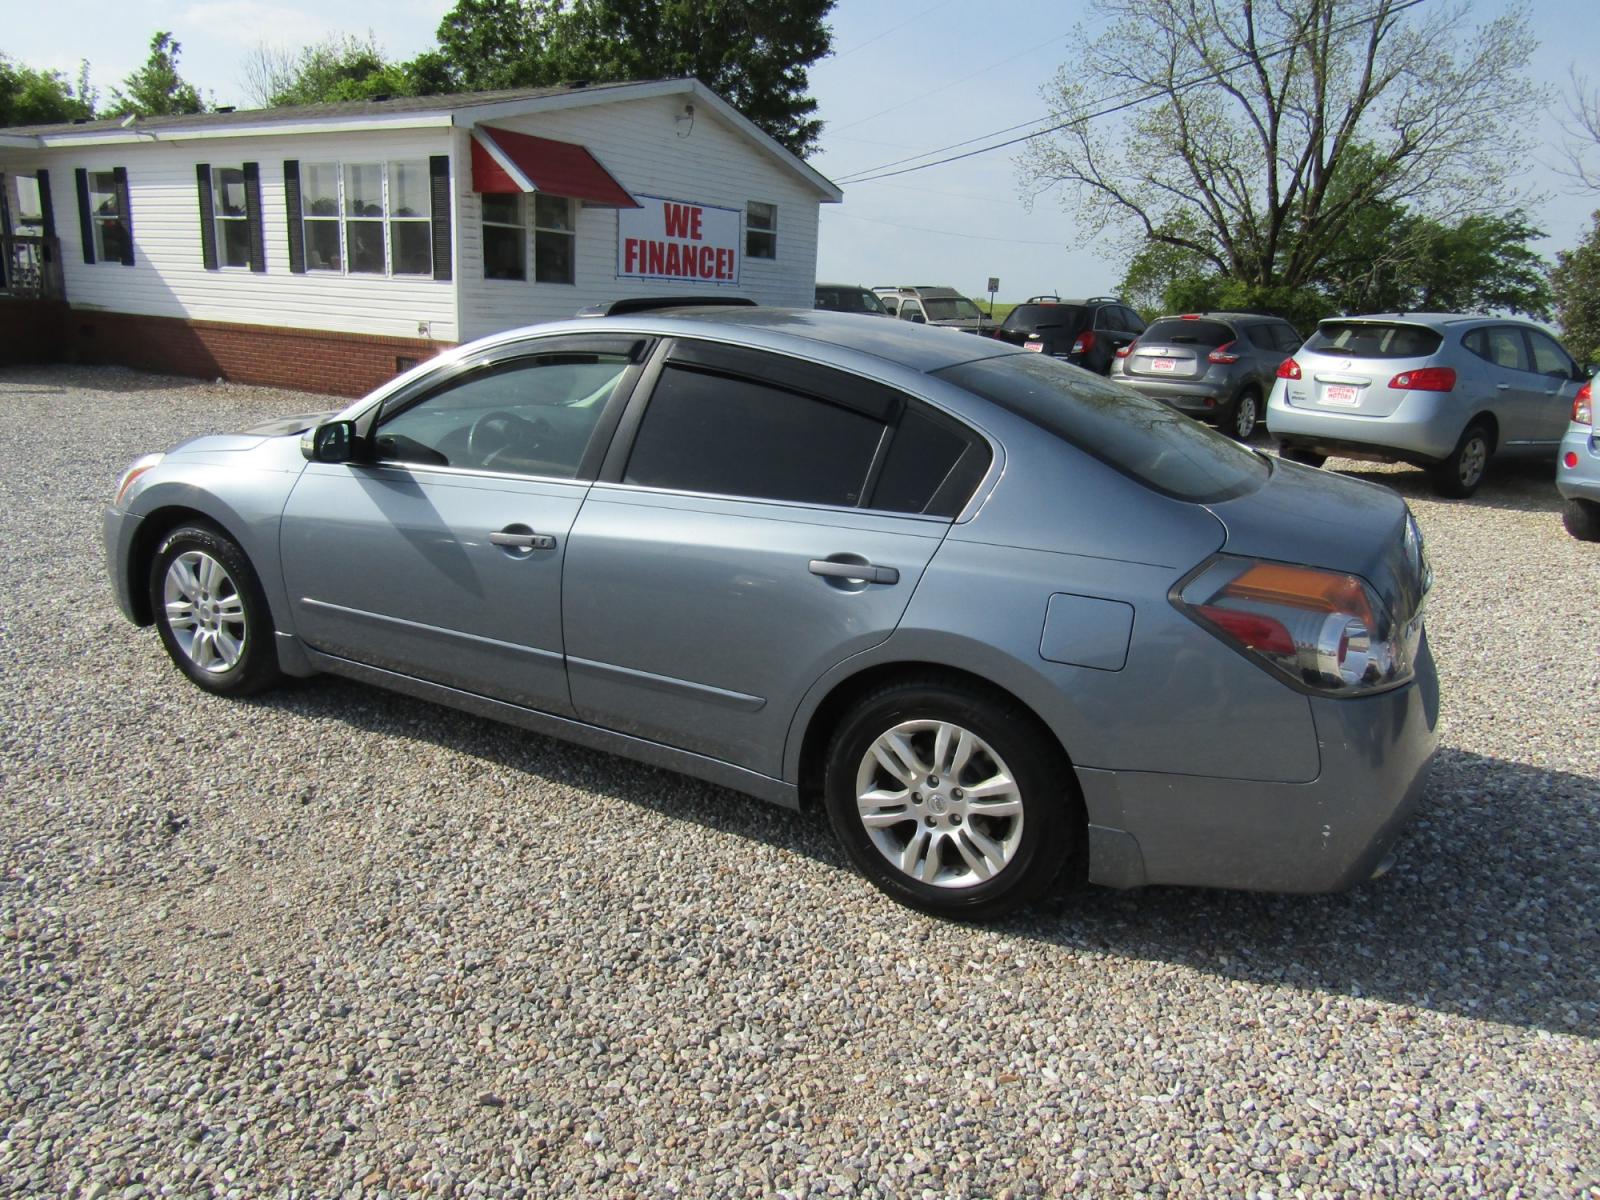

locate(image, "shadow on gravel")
[[250, 681, 1597, 1039], [1312, 455, 1563, 516], [0, 365, 217, 395]]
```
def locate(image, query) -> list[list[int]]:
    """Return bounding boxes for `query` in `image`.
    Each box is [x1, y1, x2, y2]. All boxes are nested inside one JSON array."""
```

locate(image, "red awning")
[[471, 127, 638, 208]]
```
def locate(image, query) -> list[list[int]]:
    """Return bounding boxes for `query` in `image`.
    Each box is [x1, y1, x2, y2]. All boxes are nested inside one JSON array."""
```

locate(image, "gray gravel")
[[1, 363, 1597, 1199]]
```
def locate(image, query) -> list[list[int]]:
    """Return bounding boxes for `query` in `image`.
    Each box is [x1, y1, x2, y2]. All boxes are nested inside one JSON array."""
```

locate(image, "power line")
[[827, 211, 1064, 245], [832, 0, 1430, 186], [831, 0, 959, 59]]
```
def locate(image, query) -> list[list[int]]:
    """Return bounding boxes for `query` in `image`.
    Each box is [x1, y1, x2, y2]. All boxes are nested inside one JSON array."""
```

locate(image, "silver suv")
[[874, 286, 991, 334], [1268, 314, 1587, 497], [1110, 312, 1302, 440], [1558, 376, 1599, 540]]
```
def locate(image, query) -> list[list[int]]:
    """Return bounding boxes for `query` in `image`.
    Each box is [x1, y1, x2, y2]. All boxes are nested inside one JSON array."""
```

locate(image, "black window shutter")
[[35, 170, 56, 253], [283, 160, 306, 274], [196, 163, 218, 270], [428, 154, 452, 282], [75, 167, 95, 264], [243, 162, 266, 273], [111, 166, 134, 265]]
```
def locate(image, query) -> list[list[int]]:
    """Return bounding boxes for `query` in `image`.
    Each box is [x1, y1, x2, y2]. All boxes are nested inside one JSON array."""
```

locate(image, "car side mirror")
[[302, 420, 357, 463]]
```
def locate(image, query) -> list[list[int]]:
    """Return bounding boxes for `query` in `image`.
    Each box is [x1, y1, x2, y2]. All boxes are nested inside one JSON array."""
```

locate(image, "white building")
[[0, 79, 841, 395]]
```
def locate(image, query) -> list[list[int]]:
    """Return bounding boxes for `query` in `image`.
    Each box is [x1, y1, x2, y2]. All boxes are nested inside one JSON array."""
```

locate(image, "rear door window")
[[1116, 307, 1146, 334], [1476, 326, 1531, 373], [1306, 322, 1443, 359]]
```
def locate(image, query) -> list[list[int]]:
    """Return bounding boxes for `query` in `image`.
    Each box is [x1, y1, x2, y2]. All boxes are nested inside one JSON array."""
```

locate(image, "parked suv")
[[1268, 314, 1587, 497], [1557, 376, 1599, 540], [1110, 312, 1301, 440], [815, 283, 889, 316], [874, 286, 991, 334], [994, 296, 1145, 375]]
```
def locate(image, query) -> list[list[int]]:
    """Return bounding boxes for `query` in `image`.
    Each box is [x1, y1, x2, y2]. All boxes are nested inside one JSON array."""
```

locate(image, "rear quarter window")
[[934, 352, 1268, 503], [1307, 322, 1443, 359]]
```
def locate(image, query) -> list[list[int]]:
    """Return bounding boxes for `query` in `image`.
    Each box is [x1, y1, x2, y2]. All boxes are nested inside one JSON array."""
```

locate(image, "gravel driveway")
[[2, 364, 1596, 1199]]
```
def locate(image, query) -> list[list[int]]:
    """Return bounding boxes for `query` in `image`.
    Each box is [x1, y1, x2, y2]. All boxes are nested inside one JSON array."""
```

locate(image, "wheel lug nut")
[[912, 792, 922, 804], [928, 775, 939, 787], [952, 813, 963, 825], [924, 816, 936, 828], [953, 788, 964, 799]]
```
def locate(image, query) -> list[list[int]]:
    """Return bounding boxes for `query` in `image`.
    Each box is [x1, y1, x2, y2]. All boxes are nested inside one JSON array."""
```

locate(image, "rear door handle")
[[809, 559, 899, 585], [1496, 383, 1510, 391], [491, 530, 556, 550]]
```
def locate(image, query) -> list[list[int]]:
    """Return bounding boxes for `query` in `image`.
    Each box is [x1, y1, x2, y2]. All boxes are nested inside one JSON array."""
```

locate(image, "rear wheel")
[[149, 522, 282, 696], [1224, 388, 1261, 441], [1563, 497, 1600, 541], [1430, 423, 1492, 498], [822, 678, 1081, 920]]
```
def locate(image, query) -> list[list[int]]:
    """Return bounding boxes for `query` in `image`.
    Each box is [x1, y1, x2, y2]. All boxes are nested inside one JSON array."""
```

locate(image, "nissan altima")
[[104, 304, 1438, 919]]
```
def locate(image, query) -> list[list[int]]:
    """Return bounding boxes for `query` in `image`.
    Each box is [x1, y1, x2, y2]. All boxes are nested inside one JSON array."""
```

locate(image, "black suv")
[[1109, 312, 1302, 441], [994, 296, 1147, 375]]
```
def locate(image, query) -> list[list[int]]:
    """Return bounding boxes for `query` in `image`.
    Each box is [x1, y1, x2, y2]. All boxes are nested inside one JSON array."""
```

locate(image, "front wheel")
[[822, 678, 1082, 920], [1430, 424, 1492, 498], [1563, 497, 1600, 541], [149, 522, 283, 696]]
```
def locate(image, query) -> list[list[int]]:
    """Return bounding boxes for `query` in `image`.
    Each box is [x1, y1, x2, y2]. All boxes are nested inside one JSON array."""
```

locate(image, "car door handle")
[[490, 531, 556, 550], [809, 559, 899, 585], [1496, 383, 1510, 390]]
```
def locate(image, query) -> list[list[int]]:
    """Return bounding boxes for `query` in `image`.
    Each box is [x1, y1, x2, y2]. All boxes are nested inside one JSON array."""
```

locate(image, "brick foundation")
[[59, 310, 455, 397]]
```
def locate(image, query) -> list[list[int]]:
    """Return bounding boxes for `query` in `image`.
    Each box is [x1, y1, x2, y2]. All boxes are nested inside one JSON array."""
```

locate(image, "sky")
[[6, 0, 1599, 304]]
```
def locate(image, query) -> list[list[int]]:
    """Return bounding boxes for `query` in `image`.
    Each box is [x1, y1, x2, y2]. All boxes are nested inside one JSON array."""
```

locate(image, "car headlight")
[[1175, 555, 1414, 695], [114, 453, 164, 507]]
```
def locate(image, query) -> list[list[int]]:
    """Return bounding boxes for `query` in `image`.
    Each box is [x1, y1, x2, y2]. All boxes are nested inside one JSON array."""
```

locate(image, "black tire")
[[1279, 445, 1327, 469], [148, 522, 283, 696], [1224, 388, 1262, 441], [822, 677, 1083, 920], [1430, 423, 1492, 499], [1563, 498, 1600, 541]]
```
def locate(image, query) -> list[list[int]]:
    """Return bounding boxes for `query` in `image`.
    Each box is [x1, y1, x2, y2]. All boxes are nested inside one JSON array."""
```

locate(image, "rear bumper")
[[1556, 426, 1600, 503], [103, 506, 143, 624], [1080, 633, 1440, 892], [1112, 374, 1234, 415], [1266, 386, 1461, 461]]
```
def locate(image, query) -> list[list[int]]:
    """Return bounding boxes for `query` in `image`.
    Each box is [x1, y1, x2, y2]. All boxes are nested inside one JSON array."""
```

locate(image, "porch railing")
[[1, 235, 64, 301]]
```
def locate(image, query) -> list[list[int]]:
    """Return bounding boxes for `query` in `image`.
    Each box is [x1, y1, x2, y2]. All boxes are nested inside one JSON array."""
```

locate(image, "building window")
[[746, 201, 776, 260], [482, 194, 525, 281], [211, 167, 250, 268], [302, 160, 433, 276], [89, 171, 130, 263], [15, 175, 44, 232], [533, 194, 574, 284]]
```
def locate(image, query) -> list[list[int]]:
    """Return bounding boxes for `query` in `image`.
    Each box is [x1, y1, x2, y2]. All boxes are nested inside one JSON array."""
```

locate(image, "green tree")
[[425, 0, 834, 155], [0, 53, 94, 126], [1552, 213, 1600, 366], [1022, 0, 1543, 295], [243, 34, 413, 107], [110, 31, 204, 118]]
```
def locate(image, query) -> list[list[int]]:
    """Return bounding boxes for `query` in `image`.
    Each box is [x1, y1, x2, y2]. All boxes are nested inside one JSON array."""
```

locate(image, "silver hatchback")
[[1267, 314, 1587, 497], [104, 307, 1438, 919]]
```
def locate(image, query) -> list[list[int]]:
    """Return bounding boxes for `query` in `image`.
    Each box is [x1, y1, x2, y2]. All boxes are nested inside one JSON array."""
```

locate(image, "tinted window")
[[815, 286, 888, 315], [899, 300, 924, 321], [377, 352, 632, 477], [924, 297, 983, 321], [1306, 322, 1443, 359], [624, 366, 885, 506], [870, 405, 991, 517], [1117, 307, 1146, 333], [1526, 329, 1575, 378], [1003, 304, 1084, 333], [1144, 318, 1234, 347], [1244, 324, 1280, 350], [934, 353, 1269, 503], [1272, 324, 1303, 352], [1470, 326, 1531, 372]]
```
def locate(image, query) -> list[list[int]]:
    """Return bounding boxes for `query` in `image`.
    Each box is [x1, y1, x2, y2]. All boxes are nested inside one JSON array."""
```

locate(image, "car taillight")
[[1575, 380, 1593, 425], [1208, 340, 1240, 364], [1115, 339, 1137, 359], [1071, 330, 1096, 356], [1389, 367, 1456, 391], [1176, 556, 1413, 695], [1277, 358, 1302, 380]]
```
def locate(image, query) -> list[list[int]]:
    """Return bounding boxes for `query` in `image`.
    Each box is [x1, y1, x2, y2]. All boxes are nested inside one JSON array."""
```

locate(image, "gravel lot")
[[1, 363, 1597, 1199]]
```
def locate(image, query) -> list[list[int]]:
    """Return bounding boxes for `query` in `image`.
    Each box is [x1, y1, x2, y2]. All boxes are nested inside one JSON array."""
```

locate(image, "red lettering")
[[647, 241, 664, 275], [699, 246, 715, 277], [663, 203, 692, 239], [624, 238, 639, 273], [665, 243, 681, 276], [689, 208, 703, 240], [717, 248, 732, 279]]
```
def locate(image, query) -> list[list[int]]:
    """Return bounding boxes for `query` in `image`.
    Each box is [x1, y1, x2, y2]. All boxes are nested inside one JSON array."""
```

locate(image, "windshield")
[[934, 352, 1269, 503], [1306, 321, 1443, 359], [924, 297, 984, 321], [816, 286, 888, 315]]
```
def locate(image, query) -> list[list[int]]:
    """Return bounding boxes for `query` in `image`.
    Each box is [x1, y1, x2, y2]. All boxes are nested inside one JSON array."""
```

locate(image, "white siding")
[[3, 129, 460, 341], [455, 95, 822, 342]]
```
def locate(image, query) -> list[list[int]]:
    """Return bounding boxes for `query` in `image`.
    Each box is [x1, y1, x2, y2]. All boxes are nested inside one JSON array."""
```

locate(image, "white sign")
[[617, 195, 742, 285], [987, 276, 1000, 293]]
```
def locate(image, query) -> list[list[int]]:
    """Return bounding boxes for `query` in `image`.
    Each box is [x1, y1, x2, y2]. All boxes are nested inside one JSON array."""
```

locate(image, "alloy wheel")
[[162, 550, 247, 673]]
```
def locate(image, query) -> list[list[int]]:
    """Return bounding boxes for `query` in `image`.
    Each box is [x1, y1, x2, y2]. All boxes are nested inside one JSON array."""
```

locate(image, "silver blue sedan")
[[104, 306, 1438, 919]]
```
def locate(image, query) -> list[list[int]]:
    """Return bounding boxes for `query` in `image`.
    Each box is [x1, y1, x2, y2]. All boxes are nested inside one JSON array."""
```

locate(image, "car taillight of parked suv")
[[1267, 314, 1589, 497], [1557, 376, 1600, 540], [1109, 312, 1302, 440]]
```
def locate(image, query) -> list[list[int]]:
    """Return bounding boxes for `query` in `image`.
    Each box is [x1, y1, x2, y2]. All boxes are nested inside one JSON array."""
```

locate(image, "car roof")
[[1316, 312, 1508, 331], [1148, 311, 1288, 324], [476, 306, 1020, 374]]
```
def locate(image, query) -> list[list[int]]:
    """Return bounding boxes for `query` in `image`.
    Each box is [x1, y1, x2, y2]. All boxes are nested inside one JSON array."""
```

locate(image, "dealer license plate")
[[1149, 358, 1177, 372], [1322, 384, 1360, 406], [1024, 341, 1044, 353]]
